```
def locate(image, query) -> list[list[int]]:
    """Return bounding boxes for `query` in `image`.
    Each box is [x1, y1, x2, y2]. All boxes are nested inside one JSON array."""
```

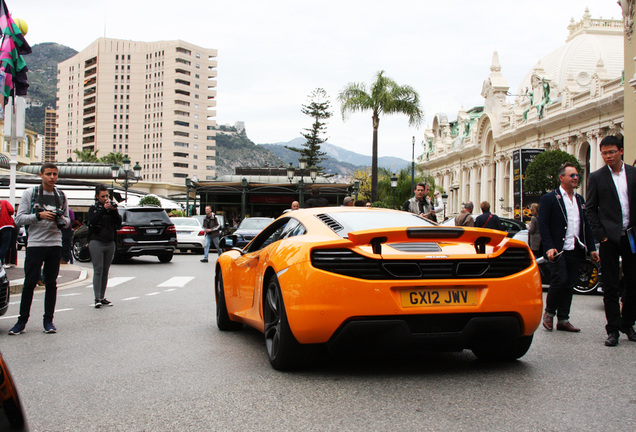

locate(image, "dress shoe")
[[542, 314, 553, 331], [621, 326, 636, 342], [605, 332, 619, 347], [556, 321, 581, 332]]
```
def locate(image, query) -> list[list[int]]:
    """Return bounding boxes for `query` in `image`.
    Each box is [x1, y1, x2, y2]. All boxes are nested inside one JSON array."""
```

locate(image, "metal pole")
[[298, 178, 304, 207], [185, 181, 190, 216], [392, 188, 396, 210], [9, 97, 18, 207], [411, 136, 415, 194]]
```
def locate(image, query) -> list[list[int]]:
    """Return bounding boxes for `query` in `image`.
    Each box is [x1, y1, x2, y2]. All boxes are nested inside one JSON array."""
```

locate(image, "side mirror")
[[219, 235, 238, 252]]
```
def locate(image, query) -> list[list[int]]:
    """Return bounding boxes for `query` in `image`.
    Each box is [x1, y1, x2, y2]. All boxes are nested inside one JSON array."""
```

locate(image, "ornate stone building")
[[420, 11, 624, 218]]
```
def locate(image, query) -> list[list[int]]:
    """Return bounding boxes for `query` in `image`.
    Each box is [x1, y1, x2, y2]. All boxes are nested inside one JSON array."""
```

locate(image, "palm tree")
[[73, 148, 100, 162], [338, 70, 423, 201]]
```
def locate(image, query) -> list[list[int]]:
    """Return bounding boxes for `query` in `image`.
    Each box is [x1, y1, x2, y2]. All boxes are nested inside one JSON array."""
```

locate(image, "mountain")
[[24, 42, 78, 133], [215, 128, 285, 177], [261, 137, 411, 173]]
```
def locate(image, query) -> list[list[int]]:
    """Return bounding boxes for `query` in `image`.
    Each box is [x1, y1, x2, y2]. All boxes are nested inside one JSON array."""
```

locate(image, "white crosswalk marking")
[[86, 276, 135, 289], [157, 277, 194, 288], [121, 297, 139, 301], [146, 292, 160, 296]]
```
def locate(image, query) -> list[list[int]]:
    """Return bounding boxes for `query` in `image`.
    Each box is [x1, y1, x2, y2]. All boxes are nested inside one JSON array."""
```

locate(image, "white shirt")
[[559, 186, 580, 251], [608, 163, 630, 230]]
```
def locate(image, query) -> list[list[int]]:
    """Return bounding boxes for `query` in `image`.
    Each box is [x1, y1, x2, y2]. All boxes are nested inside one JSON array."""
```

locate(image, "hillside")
[[215, 129, 285, 177], [24, 42, 78, 133]]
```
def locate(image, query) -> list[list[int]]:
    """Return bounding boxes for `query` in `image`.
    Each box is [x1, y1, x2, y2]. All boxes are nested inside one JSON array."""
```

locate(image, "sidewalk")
[[4, 262, 89, 294]]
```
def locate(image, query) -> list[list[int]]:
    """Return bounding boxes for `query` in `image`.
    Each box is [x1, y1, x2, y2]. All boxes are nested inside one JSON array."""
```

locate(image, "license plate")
[[401, 288, 477, 307], [146, 229, 159, 234], [177, 231, 186, 235]]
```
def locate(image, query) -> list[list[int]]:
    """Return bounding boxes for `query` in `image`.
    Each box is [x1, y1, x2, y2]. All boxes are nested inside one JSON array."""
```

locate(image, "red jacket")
[[0, 200, 15, 230]]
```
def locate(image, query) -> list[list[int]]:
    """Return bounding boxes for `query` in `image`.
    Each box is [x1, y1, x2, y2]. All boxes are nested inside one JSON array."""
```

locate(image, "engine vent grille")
[[315, 213, 344, 232], [311, 247, 532, 280]]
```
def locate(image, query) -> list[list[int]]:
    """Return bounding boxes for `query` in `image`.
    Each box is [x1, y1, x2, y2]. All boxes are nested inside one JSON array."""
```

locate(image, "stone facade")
[[420, 11, 625, 218]]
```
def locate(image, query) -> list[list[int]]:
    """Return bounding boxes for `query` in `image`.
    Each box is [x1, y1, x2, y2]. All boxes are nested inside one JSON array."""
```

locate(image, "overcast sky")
[[12, 0, 623, 160]]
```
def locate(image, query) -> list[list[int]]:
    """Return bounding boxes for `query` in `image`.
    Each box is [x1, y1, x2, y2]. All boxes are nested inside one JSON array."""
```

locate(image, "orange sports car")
[[215, 207, 543, 370]]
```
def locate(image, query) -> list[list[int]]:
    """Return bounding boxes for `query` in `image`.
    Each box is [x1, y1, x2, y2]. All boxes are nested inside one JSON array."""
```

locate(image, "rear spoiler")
[[347, 226, 508, 254]]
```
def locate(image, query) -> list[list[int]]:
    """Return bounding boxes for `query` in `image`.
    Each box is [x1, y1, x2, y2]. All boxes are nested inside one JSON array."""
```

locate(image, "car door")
[[228, 219, 289, 319]]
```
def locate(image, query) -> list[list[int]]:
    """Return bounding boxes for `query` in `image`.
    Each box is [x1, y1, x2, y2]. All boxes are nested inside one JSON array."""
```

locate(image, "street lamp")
[[353, 179, 360, 201], [111, 156, 142, 203], [442, 193, 448, 220], [241, 177, 248, 220], [390, 173, 398, 209], [286, 157, 312, 207]]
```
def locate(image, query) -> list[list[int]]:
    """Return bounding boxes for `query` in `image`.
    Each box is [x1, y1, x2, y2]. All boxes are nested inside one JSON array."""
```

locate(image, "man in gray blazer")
[[586, 135, 636, 347]]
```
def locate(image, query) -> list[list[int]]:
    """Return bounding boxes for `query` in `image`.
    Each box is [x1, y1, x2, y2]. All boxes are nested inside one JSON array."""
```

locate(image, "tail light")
[[166, 225, 177, 234], [118, 226, 138, 235], [197, 230, 205, 236]]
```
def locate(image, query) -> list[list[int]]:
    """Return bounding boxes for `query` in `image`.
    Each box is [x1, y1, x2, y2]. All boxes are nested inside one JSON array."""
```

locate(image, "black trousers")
[[19, 246, 61, 324], [546, 249, 583, 320], [599, 237, 636, 334]]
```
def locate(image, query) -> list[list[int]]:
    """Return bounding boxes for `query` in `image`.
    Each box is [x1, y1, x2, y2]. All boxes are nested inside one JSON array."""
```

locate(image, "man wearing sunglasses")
[[539, 162, 599, 333], [586, 135, 636, 347]]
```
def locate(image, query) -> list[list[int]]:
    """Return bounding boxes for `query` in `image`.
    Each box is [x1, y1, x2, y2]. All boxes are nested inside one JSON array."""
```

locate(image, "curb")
[[8, 265, 89, 295]]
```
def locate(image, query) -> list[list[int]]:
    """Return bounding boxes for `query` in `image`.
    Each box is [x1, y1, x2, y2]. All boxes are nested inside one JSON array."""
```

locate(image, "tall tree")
[[524, 150, 582, 194], [73, 148, 99, 162], [286, 88, 332, 175], [338, 71, 423, 201]]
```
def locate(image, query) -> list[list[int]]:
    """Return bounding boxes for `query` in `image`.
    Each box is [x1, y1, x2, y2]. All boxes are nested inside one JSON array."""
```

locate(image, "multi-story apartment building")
[[56, 38, 218, 184], [43, 107, 57, 162]]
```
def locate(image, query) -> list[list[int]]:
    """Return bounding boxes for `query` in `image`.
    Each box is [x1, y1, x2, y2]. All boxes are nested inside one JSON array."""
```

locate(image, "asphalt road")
[[0, 253, 634, 432]]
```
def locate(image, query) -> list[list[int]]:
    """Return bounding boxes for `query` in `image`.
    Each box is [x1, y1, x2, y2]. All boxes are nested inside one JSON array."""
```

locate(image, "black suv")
[[72, 205, 177, 263]]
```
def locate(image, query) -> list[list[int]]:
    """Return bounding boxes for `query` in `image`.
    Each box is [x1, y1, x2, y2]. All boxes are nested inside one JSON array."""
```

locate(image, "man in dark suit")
[[539, 162, 599, 333], [586, 135, 636, 346]]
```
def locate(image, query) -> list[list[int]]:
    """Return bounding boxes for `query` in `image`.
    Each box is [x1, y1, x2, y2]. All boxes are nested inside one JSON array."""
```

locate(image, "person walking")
[[527, 203, 542, 258], [454, 202, 475, 226], [539, 162, 599, 333], [10, 163, 70, 335], [403, 182, 436, 220], [200, 205, 220, 263], [474, 201, 503, 230], [586, 135, 636, 346], [88, 185, 122, 308], [0, 200, 15, 266]]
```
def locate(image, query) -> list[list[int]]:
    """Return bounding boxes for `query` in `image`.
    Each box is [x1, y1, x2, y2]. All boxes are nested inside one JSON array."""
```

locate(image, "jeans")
[[203, 234, 220, 259], [89, 239, 116, 301], [0, 227, 12, 263], [20, 246, 61, 324], [545, 249, 583, 321]]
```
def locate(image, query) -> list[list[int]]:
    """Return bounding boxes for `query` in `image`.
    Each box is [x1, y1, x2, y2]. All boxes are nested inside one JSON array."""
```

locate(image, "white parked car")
[[170, 217, 206, 253]]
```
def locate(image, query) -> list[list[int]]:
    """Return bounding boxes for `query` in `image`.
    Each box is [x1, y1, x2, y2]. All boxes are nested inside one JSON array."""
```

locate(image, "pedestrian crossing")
[[1, 275, 199, 320]]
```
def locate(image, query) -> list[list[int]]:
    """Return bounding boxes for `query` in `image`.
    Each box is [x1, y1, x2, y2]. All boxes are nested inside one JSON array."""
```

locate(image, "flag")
[[0, 0, 31, 101]]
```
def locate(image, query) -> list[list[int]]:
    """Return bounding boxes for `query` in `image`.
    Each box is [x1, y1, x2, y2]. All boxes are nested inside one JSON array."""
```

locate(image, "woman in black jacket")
[[88, 185, 122, 308]]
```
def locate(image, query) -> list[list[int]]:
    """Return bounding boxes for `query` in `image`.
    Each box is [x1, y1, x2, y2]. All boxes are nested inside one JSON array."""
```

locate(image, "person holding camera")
[[88, 184, 122, 308], [10, 163, 70, 335]]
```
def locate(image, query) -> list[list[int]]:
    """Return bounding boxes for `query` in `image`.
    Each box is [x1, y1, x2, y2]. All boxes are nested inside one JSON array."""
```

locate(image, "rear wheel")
[[263, 275, 305, 371], [573, 259, 599, 294], [472, 335, 533, 361], [215, 270, 242, 331], [158, 252, 173, 263], [72, 240, 91, 262]]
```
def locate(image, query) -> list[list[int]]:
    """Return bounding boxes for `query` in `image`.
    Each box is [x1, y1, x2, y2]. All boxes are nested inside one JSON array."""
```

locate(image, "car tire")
[[215, 269, 242, 331], [263, 275, 308, 371], [573, 259, 600, 294], [158, 252, 173, 263], [471, 335, 533, 361], [72, 240, 91, 262]]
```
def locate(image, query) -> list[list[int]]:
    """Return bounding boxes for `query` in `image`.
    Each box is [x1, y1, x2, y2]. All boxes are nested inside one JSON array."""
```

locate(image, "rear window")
[[321, 211, 435, 238], [121, 208, 171, 224]]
